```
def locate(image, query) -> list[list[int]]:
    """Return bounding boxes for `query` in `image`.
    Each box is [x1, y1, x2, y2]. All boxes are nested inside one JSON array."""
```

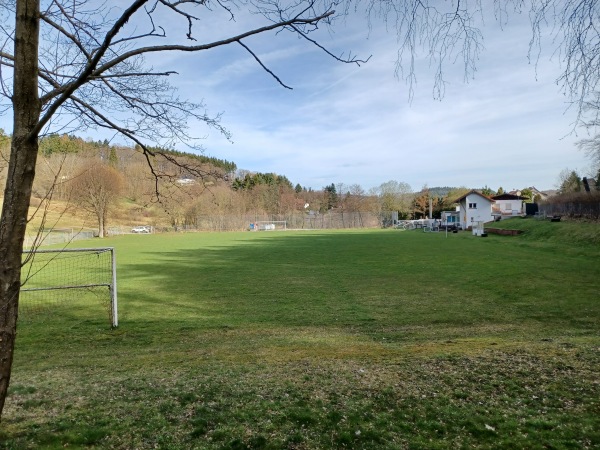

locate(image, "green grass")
[[489, 216, 600, 247], [2, 225, 600, 449]]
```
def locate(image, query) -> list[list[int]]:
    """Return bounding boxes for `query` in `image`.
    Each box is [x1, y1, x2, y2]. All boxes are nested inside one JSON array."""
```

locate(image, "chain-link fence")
[[178, 211, 383, 232], [23, 228, 96, 248], [23, 211, 394, 243]]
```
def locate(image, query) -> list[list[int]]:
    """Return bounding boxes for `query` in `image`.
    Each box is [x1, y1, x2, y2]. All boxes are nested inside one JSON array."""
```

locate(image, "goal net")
[[253, 221, 287, 231], [20, 247, 118, 327]]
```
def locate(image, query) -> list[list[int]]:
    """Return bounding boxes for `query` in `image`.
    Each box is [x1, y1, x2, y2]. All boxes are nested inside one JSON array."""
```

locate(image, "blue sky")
[[142, 5, 591, 193], [3, 3, 593, 192]]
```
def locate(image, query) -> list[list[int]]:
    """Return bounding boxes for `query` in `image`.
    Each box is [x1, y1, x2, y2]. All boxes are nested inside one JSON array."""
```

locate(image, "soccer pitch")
[[4, 225, 600, 448]]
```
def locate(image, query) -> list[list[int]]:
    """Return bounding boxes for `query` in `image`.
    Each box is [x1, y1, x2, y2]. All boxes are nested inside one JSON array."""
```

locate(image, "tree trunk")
[[98, 210, 105, 238], [0, 0, 41, 421]]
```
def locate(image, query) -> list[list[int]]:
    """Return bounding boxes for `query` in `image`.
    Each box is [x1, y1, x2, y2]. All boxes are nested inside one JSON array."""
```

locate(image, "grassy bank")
[[486, 216, 600, 247], [2, 225, 599, 448]]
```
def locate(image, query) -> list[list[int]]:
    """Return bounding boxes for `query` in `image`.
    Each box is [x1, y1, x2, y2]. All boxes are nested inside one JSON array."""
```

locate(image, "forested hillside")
[[0, 131, 477, 235]]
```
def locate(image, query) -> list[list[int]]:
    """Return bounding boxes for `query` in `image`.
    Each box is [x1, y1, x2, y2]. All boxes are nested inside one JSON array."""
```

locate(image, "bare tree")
[[376, 180, 413, 219], [70, 162, 124, 237], [34, 151, 79, 202], [577, 95, 600, 172], [121, 156, 154, 203], [352, 0, 600, 114], [346, 183, 367, 227]]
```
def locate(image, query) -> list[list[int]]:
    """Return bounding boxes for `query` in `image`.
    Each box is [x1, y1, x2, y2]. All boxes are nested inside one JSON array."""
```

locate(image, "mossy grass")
[[2, 225, 599, 448]]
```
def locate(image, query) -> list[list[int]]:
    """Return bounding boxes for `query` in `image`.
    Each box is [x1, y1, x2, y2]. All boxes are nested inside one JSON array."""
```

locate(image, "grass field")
[[2, 218, 599, 449]]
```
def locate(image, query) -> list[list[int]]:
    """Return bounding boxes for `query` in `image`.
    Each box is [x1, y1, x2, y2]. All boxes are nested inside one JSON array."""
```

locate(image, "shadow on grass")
[[113, 230, 599, 343], [7, 231, 600, 450]]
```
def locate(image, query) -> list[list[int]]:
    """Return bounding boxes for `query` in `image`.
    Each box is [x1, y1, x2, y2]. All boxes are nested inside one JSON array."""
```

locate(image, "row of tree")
[[7, 129, 595, 238], [558, 168, 600, 194], [6, 131, 574, 236]]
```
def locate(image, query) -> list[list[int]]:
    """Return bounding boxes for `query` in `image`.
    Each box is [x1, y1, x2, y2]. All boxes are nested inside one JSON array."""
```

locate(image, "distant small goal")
[[20, 247, 118, 327], [252, 221, 287, 231]]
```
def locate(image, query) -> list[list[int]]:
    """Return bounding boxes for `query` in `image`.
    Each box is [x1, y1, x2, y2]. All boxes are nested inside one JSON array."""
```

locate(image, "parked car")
[[131, 226, 151, 233]]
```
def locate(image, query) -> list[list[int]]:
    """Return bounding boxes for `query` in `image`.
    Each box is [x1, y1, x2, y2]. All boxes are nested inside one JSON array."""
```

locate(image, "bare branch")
[[290, 23, 371, 66], [33, 0, 153, 137], [35, 4, 336, 134], [156, 0, 203, 41], [41, 3, 93, 63], [88, 10, 336, 79], [238, 40, 293, 89]]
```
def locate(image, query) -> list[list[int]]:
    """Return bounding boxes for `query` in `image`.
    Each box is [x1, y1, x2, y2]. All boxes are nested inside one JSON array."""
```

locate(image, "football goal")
[[254, 221, 287, 231], [20, 247, 118, 327]]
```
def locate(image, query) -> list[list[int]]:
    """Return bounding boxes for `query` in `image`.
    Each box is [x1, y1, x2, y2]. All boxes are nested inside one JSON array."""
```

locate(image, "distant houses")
[[508, 186, 552, 201], [406, 185, 564, 230], [441, 187, 556, 229]]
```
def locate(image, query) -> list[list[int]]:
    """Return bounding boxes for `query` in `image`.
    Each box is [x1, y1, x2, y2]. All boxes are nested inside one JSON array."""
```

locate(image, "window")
[[468, 202, 477, 209], [503, 203, 512, 211]]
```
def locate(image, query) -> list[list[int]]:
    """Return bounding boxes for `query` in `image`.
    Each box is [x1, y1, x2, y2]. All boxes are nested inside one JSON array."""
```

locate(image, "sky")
[[143, 4, 591, 193], [3, 2, 594, 193]]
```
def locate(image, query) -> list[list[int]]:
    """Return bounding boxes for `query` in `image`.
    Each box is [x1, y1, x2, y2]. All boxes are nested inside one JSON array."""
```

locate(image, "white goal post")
[[253, 221, 287, 231], [20, 247, 118, 327]]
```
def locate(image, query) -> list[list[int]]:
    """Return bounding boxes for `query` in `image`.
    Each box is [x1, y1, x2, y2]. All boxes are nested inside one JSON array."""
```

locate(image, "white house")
[[455, 190, 495, 229], [491, 193, 526, 218]]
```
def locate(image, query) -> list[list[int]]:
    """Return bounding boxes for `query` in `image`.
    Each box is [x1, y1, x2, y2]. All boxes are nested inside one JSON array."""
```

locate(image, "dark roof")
[[492, 193, 526, 200]]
